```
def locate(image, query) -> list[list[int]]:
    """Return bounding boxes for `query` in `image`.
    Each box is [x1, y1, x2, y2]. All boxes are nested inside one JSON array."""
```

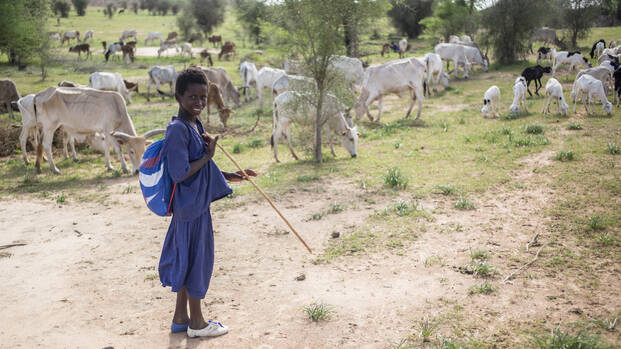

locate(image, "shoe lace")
[[208, 320, 224, 327]]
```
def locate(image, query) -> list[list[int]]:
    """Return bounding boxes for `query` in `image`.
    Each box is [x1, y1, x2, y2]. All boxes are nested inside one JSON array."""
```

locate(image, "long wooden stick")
[[216, 143, 313, 254]]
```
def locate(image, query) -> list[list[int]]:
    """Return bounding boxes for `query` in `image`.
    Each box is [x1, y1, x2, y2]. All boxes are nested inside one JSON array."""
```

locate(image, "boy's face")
[[176, 83, 208, 117]]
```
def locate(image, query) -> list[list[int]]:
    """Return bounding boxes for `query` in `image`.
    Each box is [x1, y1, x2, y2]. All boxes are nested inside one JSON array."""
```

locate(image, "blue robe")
[[158, 116, 232, 299]]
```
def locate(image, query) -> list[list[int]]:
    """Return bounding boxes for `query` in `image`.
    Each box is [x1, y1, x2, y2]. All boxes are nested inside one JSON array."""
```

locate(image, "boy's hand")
[[202, 133, 218, 159], [228, 169, 258, 182]]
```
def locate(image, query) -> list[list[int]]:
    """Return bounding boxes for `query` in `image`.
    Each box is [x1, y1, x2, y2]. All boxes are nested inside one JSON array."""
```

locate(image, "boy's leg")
[[188, 293, 209, 330], [173, 287, 190, 325]]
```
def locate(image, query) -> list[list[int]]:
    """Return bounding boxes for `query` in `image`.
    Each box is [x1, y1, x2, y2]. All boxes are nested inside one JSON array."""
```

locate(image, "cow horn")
[[143, 129, 166, 138], [111, 131, 132, 141]]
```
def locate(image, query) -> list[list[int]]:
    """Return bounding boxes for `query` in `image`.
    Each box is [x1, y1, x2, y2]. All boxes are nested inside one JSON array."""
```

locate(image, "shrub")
[[567, 123, 583, 130], [524, 124, 543, 134], [383, 167, 409, 190], [52, 0, 71, 18], [555, 150, 575, 162], [71, 0, 89, 16], [455, 196, 475, 210], [303, 302, 333, 322], [606, 142, 620, 155]]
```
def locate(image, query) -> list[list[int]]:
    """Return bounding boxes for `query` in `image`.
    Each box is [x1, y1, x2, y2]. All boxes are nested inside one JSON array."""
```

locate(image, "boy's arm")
[[222, 169, 257, 182]]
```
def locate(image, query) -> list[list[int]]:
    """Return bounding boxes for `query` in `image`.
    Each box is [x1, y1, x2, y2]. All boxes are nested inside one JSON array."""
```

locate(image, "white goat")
[[542, 78, 569, 116], [510, 77, 528, 114], [575, 65, 614, 95], [552, 51, 591, 78], [571, 74, 612, 115], [481, 85, 500, 118]]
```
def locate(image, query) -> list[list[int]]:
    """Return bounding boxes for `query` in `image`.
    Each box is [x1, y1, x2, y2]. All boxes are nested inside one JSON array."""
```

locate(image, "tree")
[[482, 0, 546, 64], [342, 0, 388, 57], [132, 2, 139, 14], [234, 0, 269, 45], [561, 0, 599, 48], [420, 0, 471, 42], [189, 0, 226, 34], [155, 0, 172, 15], [71, 0, 89, 16], [52, 0, 71, 18], [104, 3, 116, 18], [387, 0, 433, 39], [176, 7, 197, 39]]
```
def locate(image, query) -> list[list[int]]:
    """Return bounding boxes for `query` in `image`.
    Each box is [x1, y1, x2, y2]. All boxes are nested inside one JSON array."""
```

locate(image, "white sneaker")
[[187, 320, 229, 338]]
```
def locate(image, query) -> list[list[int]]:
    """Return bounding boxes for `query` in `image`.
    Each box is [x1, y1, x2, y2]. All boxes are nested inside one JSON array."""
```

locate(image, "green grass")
[[555, 150, 575, 162], [530, 326, 611, 349], [435, 184, 458, 196], [383, 166, 409, 190], [567, 123, 583, 130], [468, 281, 495, 295], [605, 142, 621, 155], [455, 196, 475, 210], [524, 124, 544, 134], [303, 301, 334, 322]]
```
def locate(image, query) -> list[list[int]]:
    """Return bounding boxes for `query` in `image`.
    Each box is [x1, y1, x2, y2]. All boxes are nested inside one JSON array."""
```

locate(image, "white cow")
[[542, 78, 569, 116], [257, 67, 286, 108], [89, 72, 132, 104], [423, 53, 450, 96], [61, 30, 80, 45], [510, 77, 528, 114], [157, 40, 179, 58], [463, 46, 488, 72], [434, 43, 471, 78], [552, 51, 591, 78], [571, 74, 612, 115], [271, 91, 358, 162], [330, 55, 365, 87], [120, 29, 137, 42], [104, 42, 123, 62], [354, 58, 425, 122], [49, 32, 61, 44], [398, 39, 407, 58], [481, 85, 501, 118], [272, 74, 316, 96], [144, 32, 163, 46], [83, 30, 93, 42], [180, 43, 193, 58], [239, 61, 258, 102], [32, 86, 163, 174], [147, 65, 178, 101]]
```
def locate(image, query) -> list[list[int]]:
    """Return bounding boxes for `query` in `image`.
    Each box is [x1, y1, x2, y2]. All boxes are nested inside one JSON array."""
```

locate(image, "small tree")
[[155, 0, 172, 15], [189, 0, 226, 35], [387, 0, 433, 39], [52, 0, 71, 18], [176, 7, 197, 39], [342, 0, 388, 57], [561, 0, 599, 48], [71, 0, 89, 16], [420, 0, 470, 42], [119, 0, 128, 9], [132, 2, 139, 14], [104, 3, 116, 18], [234, 0, 269, 45]]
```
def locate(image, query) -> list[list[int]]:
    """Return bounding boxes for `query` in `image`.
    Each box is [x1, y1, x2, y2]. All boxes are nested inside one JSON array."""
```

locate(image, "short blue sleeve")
[[165, 123, 191, 183]]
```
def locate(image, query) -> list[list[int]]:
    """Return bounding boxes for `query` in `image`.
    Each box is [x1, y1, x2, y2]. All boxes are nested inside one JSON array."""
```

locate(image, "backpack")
[[139, 120, 182, 216]]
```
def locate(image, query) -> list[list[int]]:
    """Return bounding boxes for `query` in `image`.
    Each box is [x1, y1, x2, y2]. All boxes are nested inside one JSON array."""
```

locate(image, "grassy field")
[[1, 6, 620, 347]]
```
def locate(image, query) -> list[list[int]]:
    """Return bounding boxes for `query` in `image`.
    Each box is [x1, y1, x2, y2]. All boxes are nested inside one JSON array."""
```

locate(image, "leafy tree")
[[132, 2, 139, 14], [387, 0, 433, 39], [561, 0, 599, 48], [71, 0, 89, 16], [483, 0, 546, 64], [420, 0, 471, 42], [52, 0, 71, 18], [155, 0, 172, 15], [104, 3, 116, 18], [176, 7, 197, 39], [342, 0, 388, 57], [189, 0, 226, 35], [119, 0, 128, 9], [234, 0, 269, 45]]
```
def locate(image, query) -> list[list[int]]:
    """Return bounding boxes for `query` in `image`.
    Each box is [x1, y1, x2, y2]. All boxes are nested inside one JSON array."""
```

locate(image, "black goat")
[[590, 39, 606, 59], [614, 67, 621, 106], [521, 65, 552, 97]]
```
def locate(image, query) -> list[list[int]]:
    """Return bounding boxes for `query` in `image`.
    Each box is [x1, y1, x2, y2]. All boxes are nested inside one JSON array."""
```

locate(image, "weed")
[[390, 200, 414, 216], [605, 142, 621, 155], [329, 202, 344, 214], [435, 184, 458, 196], [460, 260, 494, 277], [598, 233, 614, 246], [112, 169, 122, 178], [424, 255, 445, 267], [500, 127, 513, 135], [468, 281, 495, 295], [122, 185, 135, 194], [590, 316, 618, 331], [588, 215, 606, 231], [470, 249, 488, 261], [555, 150, 575, 161], [455, 223, 463, 232], [303, 301, 334, 322], [530, 325, 610, 349], [417, 316, 438, 343], [247, 139, 263, 148], [567, 123, 583, 130], [459, 118, 466, 125], [441, 121, 449, 133], [144, 273, 158, 281], [383, 167, 409, 190], [524, 124, 544, 134], [311, 212, 324, 220], [232, 142, 245, 154], [455, 196, 475, 210], [56, 194, 66, 204], [394, 141, 402, 149], [297, 174, 319, 182]]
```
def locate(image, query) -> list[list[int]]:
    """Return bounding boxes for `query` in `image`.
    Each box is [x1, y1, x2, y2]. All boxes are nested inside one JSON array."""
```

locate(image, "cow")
[[218, 41, 236, 60], [528, 27, 566, 53], [272, 74, 316, 96], [200, 49, 214, 66], [204, 81, 234, 127], [32, 86, 164, 174], [381, 43, 391, 57], [104, 41, 124, 62], [120, 29, 137, 42], [354, 58, 425, 122], [147, 65, 178, 101], [398, 39, 407, 58], [200, 67, 241, 107], [62, 30, 80, 45], [58, 80, 84, 88], [89, 72, 133, 104], [256, 67, 286, 108], [157, 39, 179, 58], [331, 55, 365, 88], [208, 35, 222, 47], [271, 91, 358, 162], [144, 32, 163, 46], [463, 45, 489, 72], [188, 32, 204, 45], [423, 53, 450, 96], [0, 79, 20, 119], [122, 43, 136, 63], [166, 31, 178, 41], [49, 32, 61, 44], [239, 61, 258, 102], [69, 43, 91, 60], [434, 43, 471, 79], [83, 30, 94, 42], [180, 43, 193, 58]]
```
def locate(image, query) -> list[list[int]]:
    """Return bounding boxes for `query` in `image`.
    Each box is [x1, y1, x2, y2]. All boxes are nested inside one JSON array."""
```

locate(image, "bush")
[[555, 150, 575, 162], [71, 0, 89, 16], [524, 124, 543, 134], [387, 0, 433, 39], [52, 0, 71, 18], [383, 167, 409, 190]]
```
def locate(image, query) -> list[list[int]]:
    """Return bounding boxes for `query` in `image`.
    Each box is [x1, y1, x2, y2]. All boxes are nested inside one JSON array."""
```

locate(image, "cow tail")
[[33, 96, 43, 171]]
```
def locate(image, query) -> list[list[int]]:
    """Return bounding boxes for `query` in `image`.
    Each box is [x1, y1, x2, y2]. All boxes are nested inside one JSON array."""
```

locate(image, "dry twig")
[[526, 232, 540, 252], [502, 244, 544, 283]]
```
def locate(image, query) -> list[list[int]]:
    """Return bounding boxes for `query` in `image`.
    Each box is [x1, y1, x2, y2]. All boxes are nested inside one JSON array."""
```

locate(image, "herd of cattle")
[[1, 29, 619, 176]]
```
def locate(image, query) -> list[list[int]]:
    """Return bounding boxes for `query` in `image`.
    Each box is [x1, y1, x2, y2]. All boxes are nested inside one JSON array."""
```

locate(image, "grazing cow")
[[144, 32, 163, 46], [256, 67, 286, 108], [423, 53, 450, 96], [542, 78, 569, 116], [199, 49, 214, 66], [69, 43, 91, 60], [120, 29, 137, 42], [200, 67, 241, 107], [398, 39, 407, 58], [552, 51, 591, 78], [58, 80, 84, 87], [0, 79, 20, 119], [157, 39, 179, 58], [32, 87, 165, 174], [208, 35, 222, 47], [521, 65, 552, 96], [83, 30, 94, 42], [509, 77, 528, 115], [331, 55, 365, 88], [166, 32, 178, 42], [104, 41, 124, 62], [123, 80, 139, 94], [218, 41, 236, 60], [463, 45, 489, 72], [89, 72, 133, 104], [272, 74, 316, 96], [528, 27, 565, 53], [62, 30, 80, 45], [121, 43, 136, 63], [180, 43, 193, 58], [481, 85, 501, 118], [590, 39, 606, 59], [204, 82, 234, 127], [354, 58, 426, 122], [381, 43, 391, 57], [49, 32, 61, 44], [271, 91, 358, 162], [571, 74, 612, 115], [147, 65, 178, 101], [537, 47, 553, 65], [188, 32, 204, 45], [239, 61, 258, 102], [434, 43, 471, 78]]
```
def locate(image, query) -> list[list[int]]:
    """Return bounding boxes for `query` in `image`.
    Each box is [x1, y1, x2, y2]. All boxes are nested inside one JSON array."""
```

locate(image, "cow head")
[[339, 125, 359, 158], [440, 72, 450, 88], [112, 129, 165, 174], [603, 101, 613, 115], [218, 107, 234, 127]]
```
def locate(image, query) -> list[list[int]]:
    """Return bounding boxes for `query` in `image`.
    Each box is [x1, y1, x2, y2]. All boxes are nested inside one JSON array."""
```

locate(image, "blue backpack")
[[139, 120, 181, 216]]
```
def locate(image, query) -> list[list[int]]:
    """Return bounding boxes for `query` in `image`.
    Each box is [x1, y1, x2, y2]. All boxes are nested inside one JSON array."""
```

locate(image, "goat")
[[590, 39, 606, 59], [509, 77, 528, 114], [575, 65, 614, 95], [552, 51, 591, 79], [542, 78, 569, 116], [571, 74, 612, 115], [613, 67, 621, 106], [537, 47, 553, 65], [521, 65, 552, 96], [481, 85, 500, 118]]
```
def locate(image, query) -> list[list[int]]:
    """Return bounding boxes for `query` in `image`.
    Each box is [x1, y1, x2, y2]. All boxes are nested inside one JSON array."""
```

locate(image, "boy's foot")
[[171, 321, 189, 333], [187, 320, 229, 338]]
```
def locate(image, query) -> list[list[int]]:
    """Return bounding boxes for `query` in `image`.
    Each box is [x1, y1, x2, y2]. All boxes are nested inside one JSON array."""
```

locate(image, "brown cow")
[[218, 41, 236, 61], [208, 35, 222, 47], [200, 66, 241, 106], [123, 80, 139, 94], [121, 44, 135, 63], [381, 43, 391, 57], [200, 49, 214, 66], [205, 81, 233, 127], [0, 79, 20, 119], [166, 31, 178, 41], [69, 43, 91, 60]]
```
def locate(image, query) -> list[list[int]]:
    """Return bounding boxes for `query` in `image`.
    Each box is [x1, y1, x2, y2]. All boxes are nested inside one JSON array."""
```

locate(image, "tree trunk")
[[571, 30, 578, 49], [314, 90, 324, 163]]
